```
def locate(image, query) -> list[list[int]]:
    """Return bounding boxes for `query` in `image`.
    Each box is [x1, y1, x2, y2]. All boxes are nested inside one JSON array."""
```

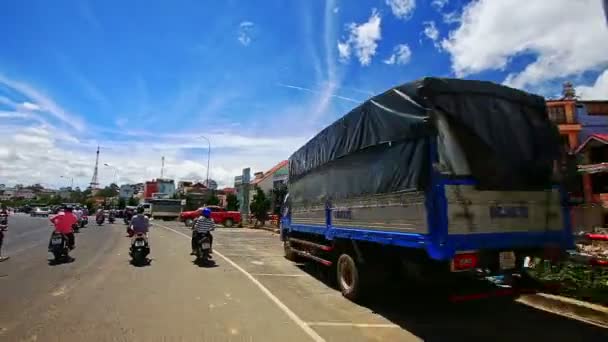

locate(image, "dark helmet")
[[137, 206, 144, 214], [201, 207, 211, 218]]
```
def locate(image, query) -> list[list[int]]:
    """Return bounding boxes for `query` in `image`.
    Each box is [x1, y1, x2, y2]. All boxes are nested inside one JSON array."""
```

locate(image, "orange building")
[[546, 99, 581, 153]]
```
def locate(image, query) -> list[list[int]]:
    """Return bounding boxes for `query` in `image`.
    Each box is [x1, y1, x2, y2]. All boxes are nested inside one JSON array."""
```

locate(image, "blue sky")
[[1, 0, 607, 188]]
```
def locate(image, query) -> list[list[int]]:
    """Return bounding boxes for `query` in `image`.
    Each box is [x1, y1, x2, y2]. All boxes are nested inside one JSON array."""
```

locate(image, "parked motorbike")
[[49, 232, 70, 262], [130, 232, 150, 265], [195, 233, 213, 265]]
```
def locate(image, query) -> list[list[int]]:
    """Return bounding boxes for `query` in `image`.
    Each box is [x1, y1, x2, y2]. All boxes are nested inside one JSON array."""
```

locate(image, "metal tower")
[[89, 146, 100, 189]]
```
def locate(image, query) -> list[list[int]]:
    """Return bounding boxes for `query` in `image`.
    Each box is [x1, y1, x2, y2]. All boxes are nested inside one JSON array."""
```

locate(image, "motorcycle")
[[49, 232, 70, 262], [0, 220, 8, 261], [96, 215, 105, 226], [129, 232, 150, 265], [195, 233, 213, 265], [80, 216, 88, 228], [72, 223, 80, 233], [108, 215, 115, 224]]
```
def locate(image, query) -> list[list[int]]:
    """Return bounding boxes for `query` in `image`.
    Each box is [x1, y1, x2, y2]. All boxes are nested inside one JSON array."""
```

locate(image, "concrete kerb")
[[517, 293, 608, 328]]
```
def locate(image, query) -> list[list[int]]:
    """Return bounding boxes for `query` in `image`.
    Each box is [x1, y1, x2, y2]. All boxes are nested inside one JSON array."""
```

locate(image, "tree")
[[226, 193, 239, 211], [207, 193, 220, 206], [249, 187, 270, 227], [97, 185, 118, 198], [109, 183, 119, 193], [117, 197, 126, 209], [127, 197, 139, 206], [270, 184, 288, 215]]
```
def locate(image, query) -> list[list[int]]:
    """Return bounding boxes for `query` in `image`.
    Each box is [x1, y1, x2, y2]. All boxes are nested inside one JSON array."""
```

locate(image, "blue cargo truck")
[[280, 78, 574, 301]]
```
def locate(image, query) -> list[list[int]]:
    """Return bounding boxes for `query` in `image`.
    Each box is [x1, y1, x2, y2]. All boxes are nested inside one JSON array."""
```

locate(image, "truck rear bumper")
[[426, 230, 574, 261]]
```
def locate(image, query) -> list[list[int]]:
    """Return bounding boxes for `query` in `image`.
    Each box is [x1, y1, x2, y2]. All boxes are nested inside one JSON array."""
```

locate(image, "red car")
[[180, 206, 242, 228]]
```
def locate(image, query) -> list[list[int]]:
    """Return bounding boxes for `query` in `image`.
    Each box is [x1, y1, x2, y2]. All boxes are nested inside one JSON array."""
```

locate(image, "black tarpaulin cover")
[[288, 77, 559, 204]]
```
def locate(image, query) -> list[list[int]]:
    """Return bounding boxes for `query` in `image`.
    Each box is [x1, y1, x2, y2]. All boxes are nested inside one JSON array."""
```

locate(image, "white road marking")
[[306, 322, 400, 328], [155, 223, 326, 342], [251, 273, 306, 277], [250, 260, 264, 265]]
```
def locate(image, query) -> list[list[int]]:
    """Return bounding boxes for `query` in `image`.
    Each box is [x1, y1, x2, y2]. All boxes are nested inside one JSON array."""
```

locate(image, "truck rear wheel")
[[223, 219, 234, 228], [337, 253, 363, 301]]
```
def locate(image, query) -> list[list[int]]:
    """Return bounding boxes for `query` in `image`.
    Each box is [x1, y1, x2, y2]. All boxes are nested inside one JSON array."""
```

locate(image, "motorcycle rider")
[[0, 204, 9, 261], [49, 205, 78, 251], [191, 207, 214, 255], [74, 206, 83, 226], [130, 206, 150, 236]]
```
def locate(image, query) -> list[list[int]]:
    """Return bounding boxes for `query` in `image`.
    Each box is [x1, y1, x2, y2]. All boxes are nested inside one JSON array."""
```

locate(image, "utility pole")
[[161, 156, 165, 179]]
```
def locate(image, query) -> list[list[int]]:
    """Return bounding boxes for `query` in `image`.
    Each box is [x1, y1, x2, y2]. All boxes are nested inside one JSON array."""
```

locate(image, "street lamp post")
[[104, 163, 118, 185], [200, 136, 211, 188]]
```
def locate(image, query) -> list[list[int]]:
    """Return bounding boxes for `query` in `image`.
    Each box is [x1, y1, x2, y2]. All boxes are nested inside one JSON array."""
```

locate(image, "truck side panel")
[[287, 191, 429, 248], [330, 191, 427, 233]]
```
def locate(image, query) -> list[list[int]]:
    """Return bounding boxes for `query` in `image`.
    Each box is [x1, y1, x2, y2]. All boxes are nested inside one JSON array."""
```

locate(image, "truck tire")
[[336, 253, 364, 301], [223, 219, 234, 228]]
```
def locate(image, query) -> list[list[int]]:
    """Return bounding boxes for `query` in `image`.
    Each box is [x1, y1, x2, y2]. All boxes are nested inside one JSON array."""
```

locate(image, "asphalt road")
[[1, 215, 607, 342]]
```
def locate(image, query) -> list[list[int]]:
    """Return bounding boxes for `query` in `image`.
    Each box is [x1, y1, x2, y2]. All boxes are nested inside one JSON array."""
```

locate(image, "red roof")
[[575, 134, 608, 154], [251, 160, 288, 185]]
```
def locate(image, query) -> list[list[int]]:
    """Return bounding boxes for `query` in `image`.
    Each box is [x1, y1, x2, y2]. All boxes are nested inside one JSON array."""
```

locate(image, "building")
[[249, 160, 288, 203], [14, 189, 36, 200], [546, 100, 581, 153], [577, 101, 608, 143], [547, 84, 608, 231], [0, 188, 15, 201], [119, 184, 135, 199]]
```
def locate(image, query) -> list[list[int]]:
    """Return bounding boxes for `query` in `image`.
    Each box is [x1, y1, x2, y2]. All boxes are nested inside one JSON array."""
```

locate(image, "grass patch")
[[528, 260, 608, 306]]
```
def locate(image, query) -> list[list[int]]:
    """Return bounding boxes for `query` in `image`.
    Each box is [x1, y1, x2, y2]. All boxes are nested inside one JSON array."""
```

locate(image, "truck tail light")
[[452, 252, 479, 271]]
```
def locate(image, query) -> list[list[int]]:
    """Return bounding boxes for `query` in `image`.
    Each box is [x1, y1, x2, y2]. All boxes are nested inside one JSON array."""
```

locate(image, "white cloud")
[[431, 0, 449, 11], [442, 11, 460, 24], [21, 101, 41, 111], [385, 0, 415, 20], [0, 75, 313, 190], [337, 9, 382, 66], [422, 21, 440, 49], [0, 123, 307, 189], [441, 0, 608, 89], [238, 21, 254, 46], [577, 69, 608, 100], [337, 41, 351, 61], [0, 75, 84, 130], [383, 44, 412, 65]]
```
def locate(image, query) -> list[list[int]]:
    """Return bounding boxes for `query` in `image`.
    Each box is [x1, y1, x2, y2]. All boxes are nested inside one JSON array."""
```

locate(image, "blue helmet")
[[201, 207, 211, 218]]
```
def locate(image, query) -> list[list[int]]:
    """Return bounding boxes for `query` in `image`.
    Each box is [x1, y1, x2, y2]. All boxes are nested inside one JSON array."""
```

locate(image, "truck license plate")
[[499, 251, 516, 270]]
